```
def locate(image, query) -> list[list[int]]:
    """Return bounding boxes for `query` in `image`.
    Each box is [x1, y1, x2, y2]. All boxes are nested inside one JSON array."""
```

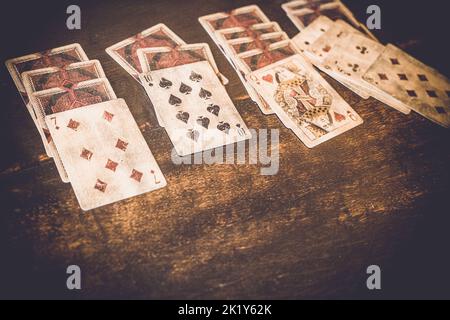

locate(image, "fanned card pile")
[[200, 5, 363, 147], [6, 44, 166, 210], [106, 24, 252, 156], [285, 1, 450, 128]]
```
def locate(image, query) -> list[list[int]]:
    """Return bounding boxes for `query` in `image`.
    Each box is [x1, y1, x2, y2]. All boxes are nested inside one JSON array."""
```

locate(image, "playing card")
[[30, 78, 117, 182], [21, 60, 107, 182], [140, 61, 251, 156], [199, 6, 274, 115], [306, 19, 360, 65], [5, 43, 89, 105], [136, 43, 228, 85], [320, 33, 411, 114], [31, 78, 117, 125], [225, 32, 290, 55], [363, 44, 450, 127], [5, 43, 88, 155], [304, 19, 374, 99], [22, 60, 105, 92], [45, 98, 167, 211], [282, 0, 336, 12], [237, 40, 299, 72], [283, 0, 376, 40], [215, 22, 283, 41], [247, 54, 363, 148], [105, 23, 186, 82], [199, 5, 270, 37], [292, 15, 334, 53]]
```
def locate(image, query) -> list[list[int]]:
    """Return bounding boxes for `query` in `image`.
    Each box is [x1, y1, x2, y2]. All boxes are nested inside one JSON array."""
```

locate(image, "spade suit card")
[[105, 23, 186, 82], [363, 44, 450, 128], [247, 54, 363, 148], [140, 61, 251, 156], [45, 98, 167, 211]]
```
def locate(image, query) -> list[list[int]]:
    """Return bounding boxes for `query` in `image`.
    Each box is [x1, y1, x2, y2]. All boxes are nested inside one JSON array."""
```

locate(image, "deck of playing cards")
[[199, 5, 301, 115], [199, 5, 363, 147], [6, 44, 166, 210], [107, 24, 252, 156], [291, 14, 450, 128]]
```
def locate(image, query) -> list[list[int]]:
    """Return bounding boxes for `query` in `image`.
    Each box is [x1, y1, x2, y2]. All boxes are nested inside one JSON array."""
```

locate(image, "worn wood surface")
[[0, 0, 449, 299]]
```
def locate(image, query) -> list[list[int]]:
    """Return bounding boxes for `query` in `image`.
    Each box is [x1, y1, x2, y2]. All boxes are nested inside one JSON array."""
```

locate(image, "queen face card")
[[363, 44, 450, 128], [140, 61, 252, 156], [247, 54, 363, 148], [45, 98, 167, 211]]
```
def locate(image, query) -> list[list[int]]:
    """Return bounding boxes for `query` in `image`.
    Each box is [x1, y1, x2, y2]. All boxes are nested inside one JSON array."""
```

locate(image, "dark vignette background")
[[0, 0, 449, 299]]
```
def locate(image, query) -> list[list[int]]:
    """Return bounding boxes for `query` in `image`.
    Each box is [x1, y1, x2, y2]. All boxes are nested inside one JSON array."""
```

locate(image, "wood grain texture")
[[0, 0, 449, 299]]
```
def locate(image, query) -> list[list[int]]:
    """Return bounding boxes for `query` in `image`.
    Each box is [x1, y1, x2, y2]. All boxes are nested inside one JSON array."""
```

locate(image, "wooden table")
[[1, 0, 449, 299]]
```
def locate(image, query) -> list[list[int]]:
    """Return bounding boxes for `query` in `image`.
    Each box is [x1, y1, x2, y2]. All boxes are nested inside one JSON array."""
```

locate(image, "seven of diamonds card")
[[140, 61, 252, 156], [247, 54, 363, 148], [29, 78, 117, 182], [45, 98, 167, 211]]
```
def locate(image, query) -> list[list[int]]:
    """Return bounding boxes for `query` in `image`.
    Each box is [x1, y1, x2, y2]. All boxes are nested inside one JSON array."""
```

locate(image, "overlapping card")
[[291, 14, 450, 127], [6, 44, 166, 210], [282, 0, 376, 41], [199, 5, 298, 115], [200, 5, 364, 147], [107, 24, 251, 156]]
